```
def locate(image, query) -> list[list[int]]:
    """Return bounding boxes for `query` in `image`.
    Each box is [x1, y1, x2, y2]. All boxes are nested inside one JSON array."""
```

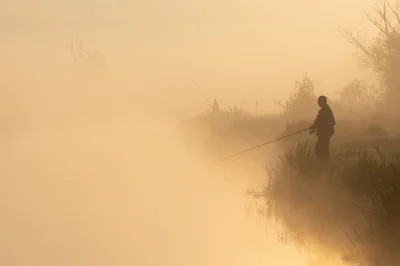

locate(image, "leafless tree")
[[339, 0, 400, 112], [276, 73, 318, 122], [338, 79, 383, 114], [70, 35, 102, 71]]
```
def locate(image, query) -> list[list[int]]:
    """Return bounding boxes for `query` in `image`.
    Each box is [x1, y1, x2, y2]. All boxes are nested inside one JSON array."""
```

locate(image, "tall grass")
[[249, 142, 400, 265]]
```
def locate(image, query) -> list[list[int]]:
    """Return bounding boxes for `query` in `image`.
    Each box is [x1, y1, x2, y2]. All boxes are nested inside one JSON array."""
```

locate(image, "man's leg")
[[323, 135, 332, 160], [314, 136, 331, 182], [315, 137, 322, 158], [320, 135, 331, 161], [315, 135, 331, 162]]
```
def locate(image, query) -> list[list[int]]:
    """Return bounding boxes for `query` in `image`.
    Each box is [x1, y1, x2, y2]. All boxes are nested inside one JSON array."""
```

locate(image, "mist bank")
[[1, 101, 314, 266]]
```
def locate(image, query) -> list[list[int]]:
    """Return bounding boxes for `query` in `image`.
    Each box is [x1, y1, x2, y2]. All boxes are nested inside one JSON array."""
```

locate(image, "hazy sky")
[[1, 0, 380, 116], [0, 2, 387, 265]]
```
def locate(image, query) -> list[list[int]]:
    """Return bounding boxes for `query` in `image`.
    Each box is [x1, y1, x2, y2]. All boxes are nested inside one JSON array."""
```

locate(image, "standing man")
[[212, 99, 220, 113], [309, 96, 336, 161]]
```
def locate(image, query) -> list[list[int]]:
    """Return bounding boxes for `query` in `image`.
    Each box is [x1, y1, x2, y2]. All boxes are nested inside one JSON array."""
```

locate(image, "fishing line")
[[223, 128, 309, 160], [187, 74, 212, 108]]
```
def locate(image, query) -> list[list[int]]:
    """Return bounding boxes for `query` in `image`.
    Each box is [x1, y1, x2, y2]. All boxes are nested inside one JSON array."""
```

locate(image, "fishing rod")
[[187, 74, 213, 108], [222, 128, 309, 160]]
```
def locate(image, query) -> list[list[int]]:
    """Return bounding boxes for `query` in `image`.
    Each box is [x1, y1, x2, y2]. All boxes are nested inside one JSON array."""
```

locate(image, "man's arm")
[[309, 111, 320, 134]]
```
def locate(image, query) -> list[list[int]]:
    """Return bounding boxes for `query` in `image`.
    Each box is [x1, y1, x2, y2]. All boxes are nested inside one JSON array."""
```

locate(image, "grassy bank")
[[179, 111, 399, 159], [179, 111, 400, 264], [249, 142, 400, 265]]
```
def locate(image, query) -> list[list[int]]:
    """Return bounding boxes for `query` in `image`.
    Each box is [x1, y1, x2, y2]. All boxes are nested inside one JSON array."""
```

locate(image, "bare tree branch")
[[70, 40, 77, 62], [339, 27, 374, 59], [386, 0, 400, 24], [70, 35, 101, 70], [365, 9, 389, 36], [274, 100, 286, 109]]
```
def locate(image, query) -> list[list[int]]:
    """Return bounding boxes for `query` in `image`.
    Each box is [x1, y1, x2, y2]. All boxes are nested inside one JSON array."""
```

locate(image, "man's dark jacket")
[[310, 105, 336, 136]]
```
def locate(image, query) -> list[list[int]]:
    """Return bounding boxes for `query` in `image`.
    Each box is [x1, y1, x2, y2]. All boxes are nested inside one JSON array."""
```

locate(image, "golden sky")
[[1, 0, 379, 116], [0, 2, 386, 265]]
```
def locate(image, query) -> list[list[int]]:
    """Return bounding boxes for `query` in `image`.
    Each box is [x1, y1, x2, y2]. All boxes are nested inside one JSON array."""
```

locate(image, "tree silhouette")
[[338, 79, 383, 114], [276, 73, 318, 122], [70, 35, 102, 71], [340, 0, 400, 113]]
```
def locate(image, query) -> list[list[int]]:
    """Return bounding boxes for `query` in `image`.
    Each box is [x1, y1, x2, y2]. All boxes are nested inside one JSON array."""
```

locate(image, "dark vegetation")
[[248, 143, 400, 265], [180, 1, 400, 265]]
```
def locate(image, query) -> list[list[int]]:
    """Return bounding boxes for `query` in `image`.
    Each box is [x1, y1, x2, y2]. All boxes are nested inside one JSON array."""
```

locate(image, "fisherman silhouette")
[[212, 99, 220, 113], [309, 96, 336, 162]]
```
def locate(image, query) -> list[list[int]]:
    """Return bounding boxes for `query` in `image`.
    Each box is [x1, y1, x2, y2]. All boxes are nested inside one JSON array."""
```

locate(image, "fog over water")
[[0, 0, 381, 264]]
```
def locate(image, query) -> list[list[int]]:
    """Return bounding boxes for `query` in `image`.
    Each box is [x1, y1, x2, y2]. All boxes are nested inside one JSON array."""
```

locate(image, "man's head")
[[318, 96, 328, 107]]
